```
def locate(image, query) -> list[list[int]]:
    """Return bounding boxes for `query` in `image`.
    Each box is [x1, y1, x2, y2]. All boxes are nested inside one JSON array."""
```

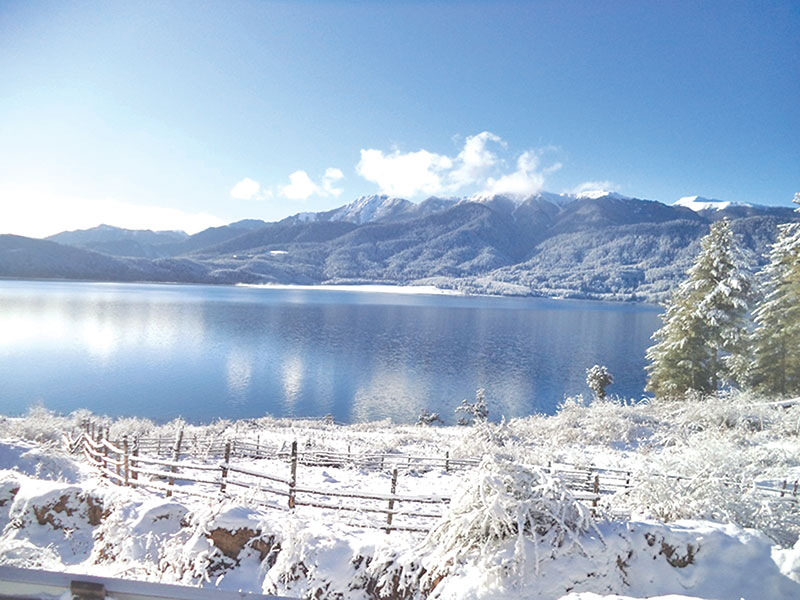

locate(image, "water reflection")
[[0, 280, 662, 423], [225, 349, 253, 405]]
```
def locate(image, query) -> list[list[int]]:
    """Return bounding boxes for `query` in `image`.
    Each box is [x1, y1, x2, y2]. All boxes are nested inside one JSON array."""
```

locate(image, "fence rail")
[[66, 422, 799, 534], [68, 430, 451, 533]]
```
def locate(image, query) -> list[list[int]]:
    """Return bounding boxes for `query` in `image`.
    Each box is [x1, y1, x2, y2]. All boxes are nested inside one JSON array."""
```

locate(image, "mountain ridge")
[[3, 192, 798, 301]]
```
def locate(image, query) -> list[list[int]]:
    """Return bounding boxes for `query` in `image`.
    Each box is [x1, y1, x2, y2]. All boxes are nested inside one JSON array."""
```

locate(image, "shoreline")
[[236, 282, 464, 295]]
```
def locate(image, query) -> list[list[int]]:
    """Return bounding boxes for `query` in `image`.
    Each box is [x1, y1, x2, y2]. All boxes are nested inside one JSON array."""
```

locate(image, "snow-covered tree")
[[748, 194, 800, 397], [646, 219, 753, 398], [585, 364, 613, 399], [416, 409, 444, 426], [455, 388, 489, 425]]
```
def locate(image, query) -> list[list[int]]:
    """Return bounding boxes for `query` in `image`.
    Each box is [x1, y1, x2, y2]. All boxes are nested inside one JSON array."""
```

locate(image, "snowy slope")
[[673, 195, 751, 212], [327, 194, 414, 224], [0, 396, 799, 598]]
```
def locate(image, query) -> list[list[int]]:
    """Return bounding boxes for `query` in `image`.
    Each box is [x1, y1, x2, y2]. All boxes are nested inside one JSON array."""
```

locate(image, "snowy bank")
[[236, 283, 463, 296], [0, 394, 798, 598]]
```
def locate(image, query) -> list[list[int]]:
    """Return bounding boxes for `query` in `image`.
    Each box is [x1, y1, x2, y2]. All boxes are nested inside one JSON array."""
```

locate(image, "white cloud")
[[230, 177, 264, 200], [357, 132, 559, 199], [448, 131, 504, 189], [281, 170, 320, 200], [0, 184, 226, 238], [278, 168, 344, 200], [356, 148, 453, 197], [484, 150, 561, 197], [322, 168, 344, 197], [571, 180, 618, 195]]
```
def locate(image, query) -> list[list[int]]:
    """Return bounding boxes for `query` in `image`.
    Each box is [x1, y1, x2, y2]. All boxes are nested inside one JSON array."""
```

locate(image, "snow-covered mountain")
[[327, 195, 415, 224], [574, 189, 632, 201], [6, 191, 798, 301], [674, 195, 750, 212], [283, 194, 457, 226]]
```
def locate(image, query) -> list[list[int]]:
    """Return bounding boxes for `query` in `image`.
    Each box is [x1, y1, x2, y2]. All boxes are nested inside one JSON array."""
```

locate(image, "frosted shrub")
[[415, 410, 443, 426], [421, 455, 602, 580], [516, 395, 655, 448], [109, 417, 158, 441], [0, 406, 76, 445], [455, 388, 489, 425], [586, 364, 613, 399], [623, 431, 800, 546]]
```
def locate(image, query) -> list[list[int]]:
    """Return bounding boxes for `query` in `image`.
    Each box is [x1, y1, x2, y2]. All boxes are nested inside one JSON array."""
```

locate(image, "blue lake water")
[[0, 280, 662, 424]]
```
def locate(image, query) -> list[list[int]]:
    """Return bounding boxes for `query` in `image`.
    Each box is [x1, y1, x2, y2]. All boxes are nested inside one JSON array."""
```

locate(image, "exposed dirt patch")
[[644, 532, 697, 568], [32, 492, 107, 530], [208, 527, 279, 563], [209, 527, 259, 560], [85, 495, 106, 526], [0, 486, 19, 507], [33, 494, 76, 528], [659, 541, 697, 568]]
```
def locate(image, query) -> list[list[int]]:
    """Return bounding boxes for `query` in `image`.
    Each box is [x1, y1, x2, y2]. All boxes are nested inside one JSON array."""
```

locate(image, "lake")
[[0, 280, 662, 424]]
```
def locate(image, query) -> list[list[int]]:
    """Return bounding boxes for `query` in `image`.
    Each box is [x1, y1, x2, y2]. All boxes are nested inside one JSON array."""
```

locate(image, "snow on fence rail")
[[65, 423, 799, 533], [69, 430, 451, 533], [116, 431, 480, 473]]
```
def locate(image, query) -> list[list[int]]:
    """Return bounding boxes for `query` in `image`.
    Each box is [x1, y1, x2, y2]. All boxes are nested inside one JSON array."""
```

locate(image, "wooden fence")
[[66, 424, 798, 534], [103, 431, 479, 474], [69, 430, 453, 533]]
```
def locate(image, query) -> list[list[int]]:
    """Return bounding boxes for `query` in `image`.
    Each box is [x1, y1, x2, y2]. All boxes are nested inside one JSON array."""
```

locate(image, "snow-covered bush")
[[420, 455, 603, 583], [0, 406, 95, 445], [623, 430, 800, 546], [455, 388, 489, 425], [415, 410, 443, 426], [586, 364, 614, 399]]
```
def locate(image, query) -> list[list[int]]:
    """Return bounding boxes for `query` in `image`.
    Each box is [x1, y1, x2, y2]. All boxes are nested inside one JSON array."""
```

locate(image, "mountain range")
[[1, 192, 797, 301]]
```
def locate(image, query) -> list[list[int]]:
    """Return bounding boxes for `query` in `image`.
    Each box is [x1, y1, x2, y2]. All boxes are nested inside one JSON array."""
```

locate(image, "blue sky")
[[1, 0, 798, 236]]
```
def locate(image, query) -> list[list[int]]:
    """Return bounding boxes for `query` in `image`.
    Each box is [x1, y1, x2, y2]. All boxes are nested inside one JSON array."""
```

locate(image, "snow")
[[237, 283, 464, 295], [0, 395, 798, 598], [574, 190, 632, 201], [673, 196, 751, 212], [329, 195, 408, 224]]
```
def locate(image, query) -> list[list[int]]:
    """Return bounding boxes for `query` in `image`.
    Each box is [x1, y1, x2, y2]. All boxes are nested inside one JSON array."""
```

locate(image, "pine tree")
[[749, 194, 800, 397], [586, 365, 613, 400], [646, 219, 753, 398]]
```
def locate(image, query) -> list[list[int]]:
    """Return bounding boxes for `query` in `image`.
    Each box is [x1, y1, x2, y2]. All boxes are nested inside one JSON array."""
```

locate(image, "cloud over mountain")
[[356, 131, 560, 199]]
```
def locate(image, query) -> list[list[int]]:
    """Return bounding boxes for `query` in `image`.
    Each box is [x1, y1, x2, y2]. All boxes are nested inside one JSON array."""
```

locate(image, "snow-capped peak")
[[467, 191, 580, 207], [574, 189, 631, 201], [329, 195, 411, 224], [674, 195, 751, 212]]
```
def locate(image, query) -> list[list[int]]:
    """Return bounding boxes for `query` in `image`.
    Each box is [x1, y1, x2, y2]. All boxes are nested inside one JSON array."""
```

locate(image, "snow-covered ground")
[[0, 394, 798, 599], [237, 283, 463, 295]]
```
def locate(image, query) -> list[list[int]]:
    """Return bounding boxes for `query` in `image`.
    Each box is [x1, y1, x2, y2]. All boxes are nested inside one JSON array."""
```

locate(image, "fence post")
[[386, 468, 398, 534], [99, 429, 107, 477], [592, 475, 600, 507], [132, 437, 139, 482], [123, 436, 130, 487], [114, 438, 122, 482], [220, 441, 232, 494], [166, 429, 184, 498], [445, 451, 450, 473], [288, 441, 298, 509]]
